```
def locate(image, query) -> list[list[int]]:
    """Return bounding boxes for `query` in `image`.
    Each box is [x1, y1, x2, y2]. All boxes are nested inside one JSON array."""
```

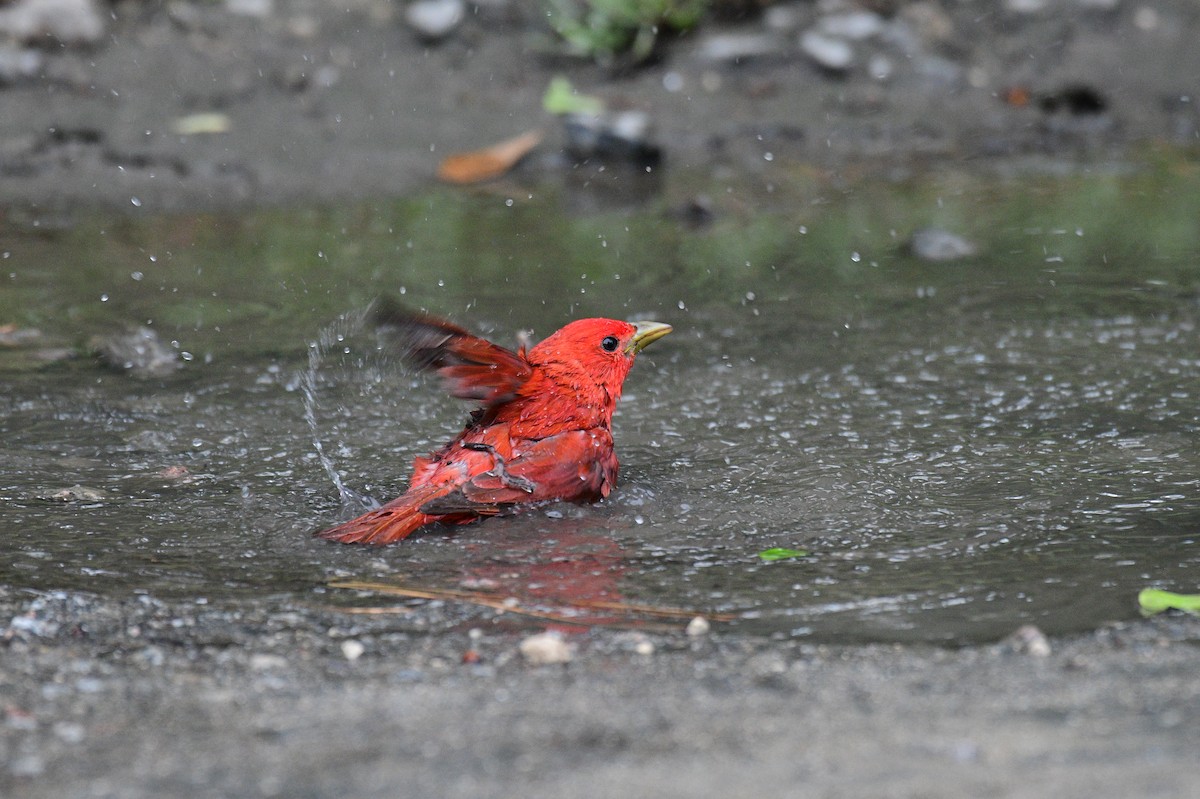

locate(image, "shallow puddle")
[[2, 162, 1198, 644]]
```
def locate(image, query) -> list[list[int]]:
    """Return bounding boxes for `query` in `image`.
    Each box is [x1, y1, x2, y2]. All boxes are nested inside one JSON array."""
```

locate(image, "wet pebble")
[[225, 0, 272, 18], [5, 707, 37, 731], [8, 613, 60, 638], [563, 111, 661, 167], [53, 721, 86, 744], [9, 752, 44, 777], [909, 227, 979, 261], [1004, 0, 1050, 13], [249, 653, 289, 671], [818, 11, 885, 41], [613, 632, 656, 655], [1005, 625, 1052, 657], [44, 485, 108, 503], [133, 646, 166, 668], [762, 4, 804, 32], [0, 0, 105, 45], [341, 639, 365, 661], [92, 327, 180, 377], [695, 32, 783, 63], [868, 54, 894, 82], [0, 45, 42, 83], [899, 2, 956, 45], [519, 631, 573, 665], [799, 30, 854, 73], [686, 616, 711, 637], [0, 323, 42, 346], [405, 0, 466, 42]]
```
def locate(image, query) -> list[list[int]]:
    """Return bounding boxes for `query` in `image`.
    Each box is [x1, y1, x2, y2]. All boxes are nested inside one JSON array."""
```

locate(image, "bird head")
[[528, 317, 672, 411]]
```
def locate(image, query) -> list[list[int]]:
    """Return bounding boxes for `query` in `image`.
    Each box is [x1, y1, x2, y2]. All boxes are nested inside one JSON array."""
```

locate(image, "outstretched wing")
[[419, 428, 618, 516], [374, 300, 533, 406]]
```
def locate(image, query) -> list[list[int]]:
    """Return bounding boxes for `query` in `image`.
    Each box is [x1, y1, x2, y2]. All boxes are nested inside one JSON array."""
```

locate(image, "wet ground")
[[3, 1, 1200, 797]]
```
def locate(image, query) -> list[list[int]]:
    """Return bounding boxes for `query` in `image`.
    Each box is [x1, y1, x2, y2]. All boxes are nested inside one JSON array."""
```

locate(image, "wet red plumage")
[[316, 309, 670, 545]]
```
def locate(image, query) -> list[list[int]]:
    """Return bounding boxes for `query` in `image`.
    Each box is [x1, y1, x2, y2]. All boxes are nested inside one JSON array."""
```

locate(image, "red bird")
[[317, 307, 672, 545]]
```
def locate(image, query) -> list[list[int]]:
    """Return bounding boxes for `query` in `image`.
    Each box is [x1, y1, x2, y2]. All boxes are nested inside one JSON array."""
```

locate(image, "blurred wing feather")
[[374, 300, 533, 405]]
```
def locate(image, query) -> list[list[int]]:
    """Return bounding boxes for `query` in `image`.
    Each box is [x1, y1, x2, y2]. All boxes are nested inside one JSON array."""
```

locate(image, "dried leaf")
[[437, 130, 543, 184]]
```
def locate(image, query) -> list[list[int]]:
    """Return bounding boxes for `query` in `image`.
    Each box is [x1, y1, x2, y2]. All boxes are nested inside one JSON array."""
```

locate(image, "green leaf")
[[1138, 588, 1200, 616], [758, 547, 809, 562], [543, 76, 606, 116]]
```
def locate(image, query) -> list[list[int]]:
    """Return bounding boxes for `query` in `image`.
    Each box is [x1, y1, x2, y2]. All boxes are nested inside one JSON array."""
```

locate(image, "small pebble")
[[53, 721, 86, 744], [1005, 624, 1052, 657], [799, 30, 854, 73], [46, 485, 108, 503], [5, 707, 37, 731], [92, 327, 180, 377], [1004, 0, 1049, 13], [686, 616, 711, 637], [0, 45, 42, 83], [695, 33, 782, 63], [868, 54, 894, 82], [8, 614, 59, 638], [9, 753, 44, 777], [249, 653, 288, 671], [763, 4, 804, 32], [909, 227, 978, 261], [519, 631, 573, 665], [563, 110, 662, 166], [0, 0, 105, 45], [819, 11, 884, 41], [900, 1, 955, 43], [225, 0, 272, 18], [405, 0, 465, 42], [340, 639, 365, 661]]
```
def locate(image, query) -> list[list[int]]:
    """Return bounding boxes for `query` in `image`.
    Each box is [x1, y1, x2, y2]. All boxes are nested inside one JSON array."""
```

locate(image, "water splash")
[[301, 303, 380, 512]]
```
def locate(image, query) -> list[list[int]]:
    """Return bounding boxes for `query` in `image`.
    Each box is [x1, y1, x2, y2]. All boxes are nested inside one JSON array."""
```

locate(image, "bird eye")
[[600, 335, 620, 352]]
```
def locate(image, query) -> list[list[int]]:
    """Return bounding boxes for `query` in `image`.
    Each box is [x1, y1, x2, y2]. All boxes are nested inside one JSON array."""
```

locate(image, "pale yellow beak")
[[625, 321, 673, 355]]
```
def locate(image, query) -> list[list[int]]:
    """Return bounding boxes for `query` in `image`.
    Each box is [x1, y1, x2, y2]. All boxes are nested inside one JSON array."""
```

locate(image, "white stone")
[[341, 640, 365, 661], [800, 30, 854, 72], [519, 631, 573, 665], [819, 11, 885, 41], [0, 0, 104, 45], [406, 0, 466, 41]]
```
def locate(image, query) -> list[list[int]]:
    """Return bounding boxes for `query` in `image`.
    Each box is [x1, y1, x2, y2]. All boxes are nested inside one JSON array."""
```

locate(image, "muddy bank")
[[2, 588, 1198, 798], [1, 0, 1198, 213]]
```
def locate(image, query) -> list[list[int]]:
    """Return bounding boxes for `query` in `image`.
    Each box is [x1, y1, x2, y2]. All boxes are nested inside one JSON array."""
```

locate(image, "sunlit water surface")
[[2, 166, 1198, 644]]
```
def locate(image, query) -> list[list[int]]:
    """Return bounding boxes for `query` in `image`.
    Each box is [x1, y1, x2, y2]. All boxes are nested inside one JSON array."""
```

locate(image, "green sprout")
[[542, 76, 606, 116], [758, 547, 809, 562], [1138, 588, 1200, 616], [543, 0, 709, 64]]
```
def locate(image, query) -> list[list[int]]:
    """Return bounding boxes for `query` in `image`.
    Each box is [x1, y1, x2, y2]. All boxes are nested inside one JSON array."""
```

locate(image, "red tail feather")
[[317, 485, 447, 545]]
